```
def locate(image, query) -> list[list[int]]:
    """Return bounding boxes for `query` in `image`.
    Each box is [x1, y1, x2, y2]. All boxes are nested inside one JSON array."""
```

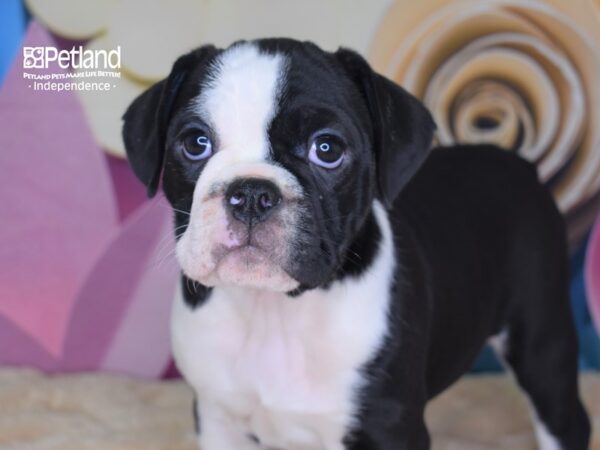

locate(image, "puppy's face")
[[123, 39, 435, 294], [165, 42, 376, 293]]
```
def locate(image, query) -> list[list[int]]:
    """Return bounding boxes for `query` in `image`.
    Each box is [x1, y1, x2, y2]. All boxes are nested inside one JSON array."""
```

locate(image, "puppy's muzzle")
[[225, 178, 282, 226]]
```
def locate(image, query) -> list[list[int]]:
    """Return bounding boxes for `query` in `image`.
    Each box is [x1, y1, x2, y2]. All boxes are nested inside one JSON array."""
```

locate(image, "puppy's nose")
[[225, 178, 282, 225]]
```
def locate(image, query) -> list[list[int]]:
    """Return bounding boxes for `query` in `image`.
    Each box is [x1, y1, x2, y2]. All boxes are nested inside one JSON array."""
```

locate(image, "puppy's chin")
[[177, 239, 299, 292], [214, 246, 299, 291]]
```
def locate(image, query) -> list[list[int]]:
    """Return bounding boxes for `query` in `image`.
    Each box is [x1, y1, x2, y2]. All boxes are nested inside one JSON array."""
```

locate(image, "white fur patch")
[[487, 329, 508, 359], [171, 201, 395, 450], [195, 42, 285, 163], [533, 415, 562, 450]]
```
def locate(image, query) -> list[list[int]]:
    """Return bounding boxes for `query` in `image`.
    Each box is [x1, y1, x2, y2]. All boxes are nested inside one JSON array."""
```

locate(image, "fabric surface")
[[1, 368, 598, 450]]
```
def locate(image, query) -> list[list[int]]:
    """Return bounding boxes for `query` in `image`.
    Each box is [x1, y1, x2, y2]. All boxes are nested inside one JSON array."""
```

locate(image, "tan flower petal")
[[107, 0, 206, 82], [76, 36, 150, 158], [25, 0, 118, 39], [107, 0, 389, 82], [192, 0, 389, 55]]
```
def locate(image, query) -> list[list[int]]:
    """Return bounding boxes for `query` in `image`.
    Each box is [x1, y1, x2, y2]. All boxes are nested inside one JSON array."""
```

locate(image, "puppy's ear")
[[335, 48, 436, 208], [122, 45, 218, 197]]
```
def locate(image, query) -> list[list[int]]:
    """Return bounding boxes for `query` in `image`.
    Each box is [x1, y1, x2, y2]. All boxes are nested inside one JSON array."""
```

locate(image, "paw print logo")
[[23, 47, 45, 69]]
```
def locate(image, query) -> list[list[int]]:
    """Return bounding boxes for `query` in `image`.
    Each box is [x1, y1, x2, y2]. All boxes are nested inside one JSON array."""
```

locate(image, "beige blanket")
[[1, 369, 598, 449]]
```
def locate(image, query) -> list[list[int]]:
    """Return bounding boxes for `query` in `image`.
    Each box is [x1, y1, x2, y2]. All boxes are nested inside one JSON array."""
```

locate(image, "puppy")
[[122, 39, 590, 450]]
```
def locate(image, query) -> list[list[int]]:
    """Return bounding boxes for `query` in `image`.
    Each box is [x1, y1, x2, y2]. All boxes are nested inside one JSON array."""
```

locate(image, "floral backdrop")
[[0, 0, 599, 377]]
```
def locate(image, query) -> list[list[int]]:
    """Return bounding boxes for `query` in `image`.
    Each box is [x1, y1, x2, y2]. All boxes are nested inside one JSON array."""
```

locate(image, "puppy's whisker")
[[155, 200, 190, 215], [152, 245, 180, 271], [154, 225, 189, 261], [153, 231, 181, 263], [294, 225, 363, 267], [172, 208, 192, 216], [153, 217, 224, 269], [152, 228, 192, 270]]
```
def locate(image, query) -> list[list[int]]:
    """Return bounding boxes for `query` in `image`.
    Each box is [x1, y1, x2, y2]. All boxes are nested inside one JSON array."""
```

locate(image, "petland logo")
[[22, 45, 122, 92], [23, 46, 121, 70]]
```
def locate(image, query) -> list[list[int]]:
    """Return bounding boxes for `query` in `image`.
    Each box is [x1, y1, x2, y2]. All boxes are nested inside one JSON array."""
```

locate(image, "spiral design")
[[370, 0, 600, 243]]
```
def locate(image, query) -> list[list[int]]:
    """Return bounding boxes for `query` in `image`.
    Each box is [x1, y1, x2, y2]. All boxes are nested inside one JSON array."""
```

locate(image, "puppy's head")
[[123, 39, 435, 293]]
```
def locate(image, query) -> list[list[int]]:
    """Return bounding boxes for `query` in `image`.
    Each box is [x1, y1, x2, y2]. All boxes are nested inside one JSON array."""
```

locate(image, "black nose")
[[225, 178, 282, 225]]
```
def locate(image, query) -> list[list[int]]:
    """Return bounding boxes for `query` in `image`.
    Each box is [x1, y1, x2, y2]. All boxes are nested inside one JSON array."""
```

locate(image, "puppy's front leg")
[[346, 405, 430, 450], [196, 400, 260, 450]]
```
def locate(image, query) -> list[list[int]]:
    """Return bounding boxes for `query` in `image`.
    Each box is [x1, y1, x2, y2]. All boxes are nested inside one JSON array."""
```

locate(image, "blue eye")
[[308, 135, 345, 169], [182, 133, 213, 160]]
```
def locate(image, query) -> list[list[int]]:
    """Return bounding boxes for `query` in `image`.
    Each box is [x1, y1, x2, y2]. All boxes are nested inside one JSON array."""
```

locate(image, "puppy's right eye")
[[182, 133, 213, 161]]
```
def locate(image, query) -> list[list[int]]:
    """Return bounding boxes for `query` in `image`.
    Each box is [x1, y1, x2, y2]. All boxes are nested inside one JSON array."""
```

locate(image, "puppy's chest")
[[171, 283, 391, 450]]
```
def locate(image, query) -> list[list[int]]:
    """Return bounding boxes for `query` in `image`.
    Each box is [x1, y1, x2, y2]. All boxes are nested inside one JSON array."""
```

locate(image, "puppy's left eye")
[[308, 135, 345, 169], [182, 133, 213, 160]]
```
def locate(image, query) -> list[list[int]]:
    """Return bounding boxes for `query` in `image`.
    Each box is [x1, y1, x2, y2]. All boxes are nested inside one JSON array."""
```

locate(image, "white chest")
[[171, 206, 395, 450]]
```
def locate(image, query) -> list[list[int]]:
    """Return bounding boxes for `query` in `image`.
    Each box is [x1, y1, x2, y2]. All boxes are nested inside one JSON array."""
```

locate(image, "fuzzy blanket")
[[1, 369, 598, 450]]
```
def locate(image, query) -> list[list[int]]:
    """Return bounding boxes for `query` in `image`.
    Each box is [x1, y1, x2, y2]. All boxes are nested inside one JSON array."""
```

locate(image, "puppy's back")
[[392, 144, 568, 396]]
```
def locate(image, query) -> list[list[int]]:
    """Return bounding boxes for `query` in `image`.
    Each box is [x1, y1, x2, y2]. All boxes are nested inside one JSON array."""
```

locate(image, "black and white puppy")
[[122, 39, 590, 450]]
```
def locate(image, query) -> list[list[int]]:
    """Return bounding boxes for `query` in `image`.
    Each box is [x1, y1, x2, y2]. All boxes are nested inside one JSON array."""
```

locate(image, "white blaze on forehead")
[[195, 43, 286, 162]]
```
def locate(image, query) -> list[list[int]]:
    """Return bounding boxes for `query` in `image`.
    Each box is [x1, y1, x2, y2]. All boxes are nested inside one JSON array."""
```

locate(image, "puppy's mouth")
[[210, 231, 298, 291], [212, 219, 280, 259], [215, 243, 273, 268], [178, 214, 300, 292]]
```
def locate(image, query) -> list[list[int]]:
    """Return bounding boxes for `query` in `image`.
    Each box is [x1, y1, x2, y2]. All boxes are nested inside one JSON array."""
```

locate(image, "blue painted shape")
[[0, 0, 28, 86], [471, 345, 503, 373]]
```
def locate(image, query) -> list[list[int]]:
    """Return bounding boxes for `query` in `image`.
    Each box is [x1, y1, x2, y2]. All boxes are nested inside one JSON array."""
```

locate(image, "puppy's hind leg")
[[494, 220, 590, 449], [492, 316, 589, 450]]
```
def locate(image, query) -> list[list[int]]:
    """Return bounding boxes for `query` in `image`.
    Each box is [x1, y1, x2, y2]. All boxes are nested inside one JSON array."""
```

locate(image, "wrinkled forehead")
[[177, 42, 363, 160], [192, 43, 287, 162]]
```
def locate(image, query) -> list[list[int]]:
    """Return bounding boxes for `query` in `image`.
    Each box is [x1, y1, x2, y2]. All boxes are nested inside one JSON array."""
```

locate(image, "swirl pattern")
[[371, 0, 600, 243]]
